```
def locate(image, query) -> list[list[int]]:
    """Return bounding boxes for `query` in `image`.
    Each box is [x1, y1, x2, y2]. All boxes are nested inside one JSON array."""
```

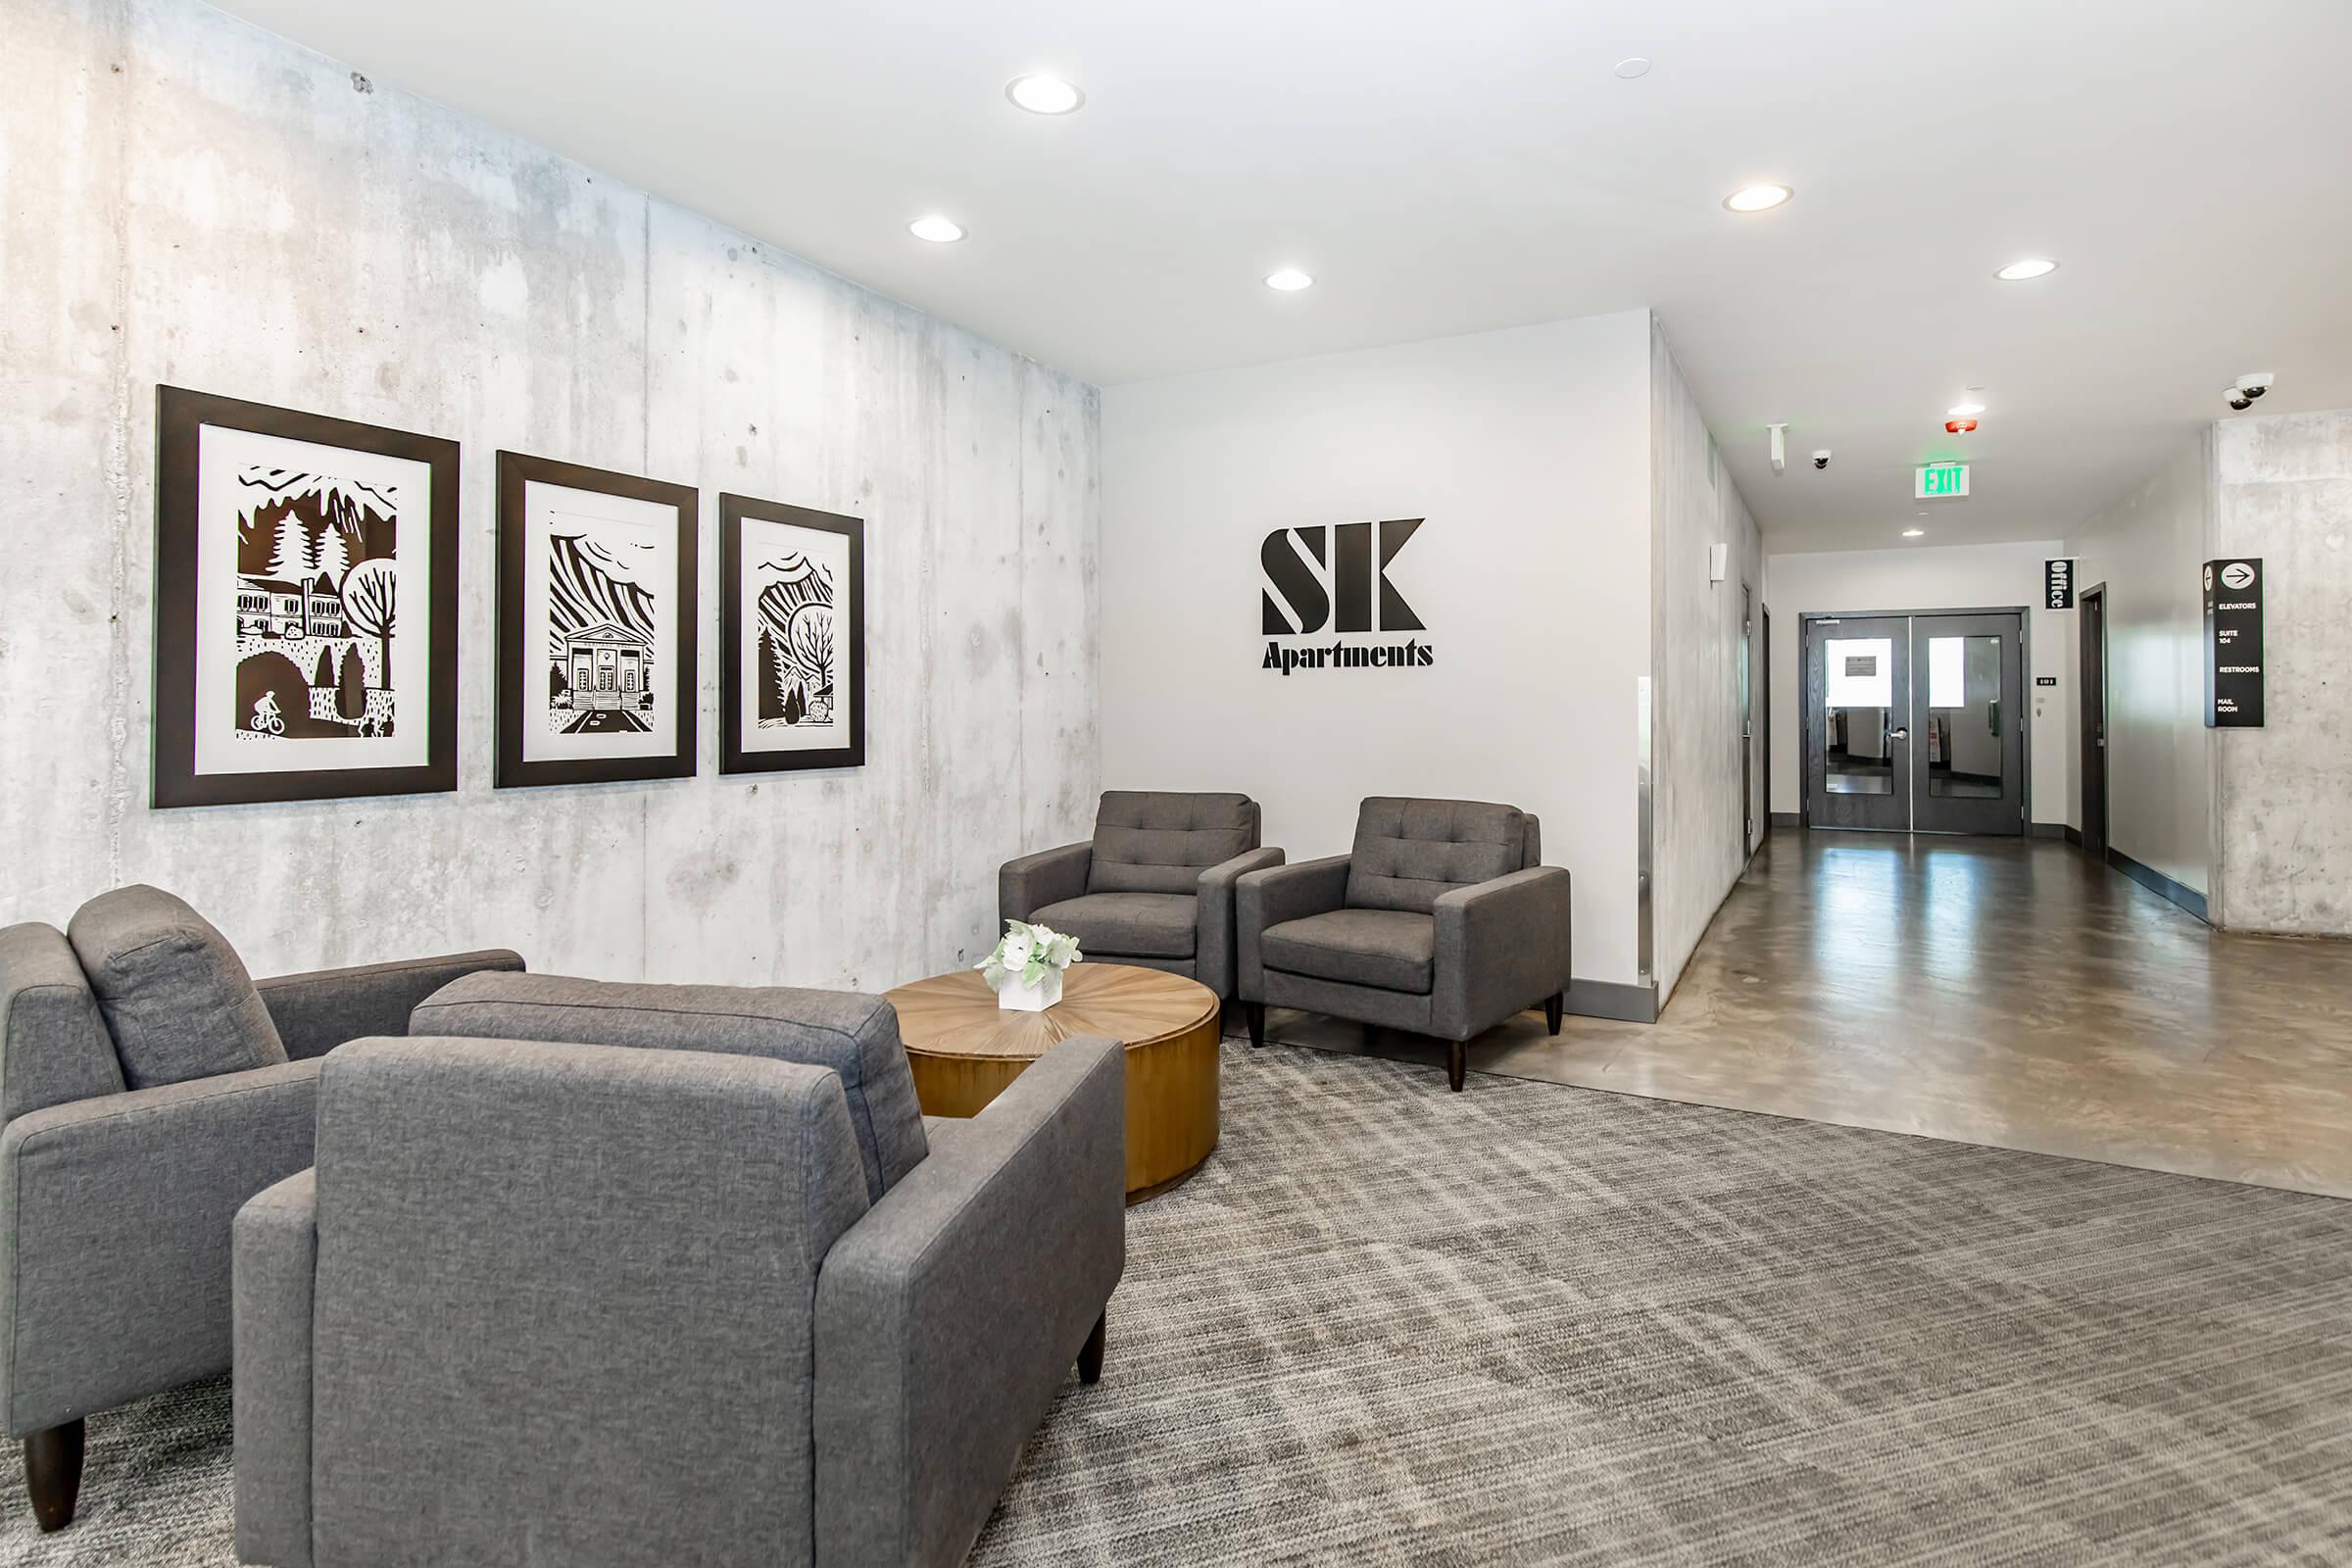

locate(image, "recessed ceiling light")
[[907, 216, 965, 243], [1264, 268, 1314, 292], [1723, 183, 1792, 214], [1613, 57, 1651, 79], [1995, 258, 2058, 281], [1948, 403, 1985, 417], [1903, 528, 1926, 538], [1005, 74, 1084, 115]]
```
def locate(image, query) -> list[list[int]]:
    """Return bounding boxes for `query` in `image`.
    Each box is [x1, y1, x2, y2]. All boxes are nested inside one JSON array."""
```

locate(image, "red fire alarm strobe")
[[1945, 417, 1979, 434]]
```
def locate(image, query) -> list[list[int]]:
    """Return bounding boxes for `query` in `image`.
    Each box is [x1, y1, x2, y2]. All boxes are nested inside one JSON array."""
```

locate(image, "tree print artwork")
[[754, 553, 837, 729], [229, 466, 398, 741]]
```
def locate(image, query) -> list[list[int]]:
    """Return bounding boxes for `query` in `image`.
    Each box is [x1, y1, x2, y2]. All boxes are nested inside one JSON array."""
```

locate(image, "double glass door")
[[1804, 611, 2025, 835]]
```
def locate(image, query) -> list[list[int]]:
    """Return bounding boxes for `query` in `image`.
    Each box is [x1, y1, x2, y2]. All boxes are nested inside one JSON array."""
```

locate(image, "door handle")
[[1888, 727, 1910, 741]]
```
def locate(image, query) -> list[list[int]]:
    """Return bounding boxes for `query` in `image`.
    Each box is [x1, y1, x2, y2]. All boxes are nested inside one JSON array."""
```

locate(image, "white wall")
[[2068, 431, 2212, 895], [1099, 313, 1654, 991], [0, 0, 1099, 985], [1648, 322, 1764, 1000], [2208, 409, 2352, 933], [1764, 541, 2072, 828]]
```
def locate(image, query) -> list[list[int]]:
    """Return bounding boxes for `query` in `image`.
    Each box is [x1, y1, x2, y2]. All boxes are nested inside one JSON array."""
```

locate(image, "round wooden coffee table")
[[887, 963, 1220, 1202]]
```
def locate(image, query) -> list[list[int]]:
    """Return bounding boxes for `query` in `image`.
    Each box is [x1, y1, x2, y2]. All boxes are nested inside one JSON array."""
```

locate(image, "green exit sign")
[[1917, 462, 1971, 499]]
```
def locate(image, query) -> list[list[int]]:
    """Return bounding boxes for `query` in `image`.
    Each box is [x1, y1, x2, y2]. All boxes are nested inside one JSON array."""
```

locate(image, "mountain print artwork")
[[230, 466, 400, 742], [753, 553, 837, 730], [718, 494, 861, 776]]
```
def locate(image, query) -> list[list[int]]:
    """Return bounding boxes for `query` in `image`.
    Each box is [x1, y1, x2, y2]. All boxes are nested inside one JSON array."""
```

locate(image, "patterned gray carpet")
[[9, 1043, 2352, 1564]]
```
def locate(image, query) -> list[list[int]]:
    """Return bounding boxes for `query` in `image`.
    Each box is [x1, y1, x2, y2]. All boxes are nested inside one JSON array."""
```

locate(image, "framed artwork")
[[497, 452, 699, 788], [720, 493, 865, 774], [152, 385, 459, 808]]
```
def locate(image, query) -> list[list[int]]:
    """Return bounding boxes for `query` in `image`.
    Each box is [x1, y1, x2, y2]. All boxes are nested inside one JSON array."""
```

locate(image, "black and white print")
[[229, 466, 402, 742], [496, 452, 698, 788], [721, 494, 864, 774], [752, 550, 838, 732], [543, 517, 662, 736], [155, 388, 457, 808]]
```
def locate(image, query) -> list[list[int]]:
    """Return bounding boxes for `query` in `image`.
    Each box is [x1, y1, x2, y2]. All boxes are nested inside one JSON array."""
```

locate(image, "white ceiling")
[[212, 0, 2352, 551]]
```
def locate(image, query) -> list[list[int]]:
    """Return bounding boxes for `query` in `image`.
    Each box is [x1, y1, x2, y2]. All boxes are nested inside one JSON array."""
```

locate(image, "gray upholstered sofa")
[[1237, 797, 1572, 1091], [999, 790, 1283, 1001], [0, 886, 520, 1530], [233, 972, 1125, 1568]]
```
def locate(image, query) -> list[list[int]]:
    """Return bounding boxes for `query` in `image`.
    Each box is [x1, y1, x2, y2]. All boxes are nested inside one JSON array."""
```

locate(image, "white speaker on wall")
[[1708, 542, 1729, 583]]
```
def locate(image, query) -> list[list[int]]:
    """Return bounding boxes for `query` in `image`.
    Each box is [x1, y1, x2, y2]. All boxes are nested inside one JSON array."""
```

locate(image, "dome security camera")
[[2224, 385, 2254, 413], [2235, 371, 2275, 402], [1811, 450, 1832, 470]]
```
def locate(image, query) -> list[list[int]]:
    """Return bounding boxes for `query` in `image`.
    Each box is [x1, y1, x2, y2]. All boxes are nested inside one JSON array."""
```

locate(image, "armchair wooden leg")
[[1544, 991, 1565, 1035], [1078, 1311, 1107, 1385], [1245, 1003, 1266, 1050], [1447, 1040, 1467, 1093], [25, 1418, 85, 1533]]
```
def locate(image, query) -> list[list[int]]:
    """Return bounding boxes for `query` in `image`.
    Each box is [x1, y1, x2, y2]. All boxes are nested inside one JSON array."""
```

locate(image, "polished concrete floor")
[[1261, 827, 2352, 1199]]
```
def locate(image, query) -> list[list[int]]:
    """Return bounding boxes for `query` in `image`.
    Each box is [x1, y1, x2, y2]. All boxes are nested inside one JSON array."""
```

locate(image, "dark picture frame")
[[152, 385, 460, 808], [496, 451, 699, 788], [720, 493, 866, 774]]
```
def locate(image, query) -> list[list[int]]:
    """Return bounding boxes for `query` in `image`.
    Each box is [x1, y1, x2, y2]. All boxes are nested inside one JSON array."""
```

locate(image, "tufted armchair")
[[0, 886, 520, 1530], [998, 792, 1284, 1001], [1236, 797, 1572, 1091]]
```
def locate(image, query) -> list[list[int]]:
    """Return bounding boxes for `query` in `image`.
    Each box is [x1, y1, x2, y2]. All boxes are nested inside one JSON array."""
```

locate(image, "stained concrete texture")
[[2210, 409, 2352, 935], [1, 0, 1100, 986]]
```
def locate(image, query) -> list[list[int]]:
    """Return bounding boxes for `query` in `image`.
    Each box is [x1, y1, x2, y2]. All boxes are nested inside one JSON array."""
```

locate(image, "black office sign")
[[1260, 517, 1435, 674], [2043, 558, 2076, 611], [2202, 558, 2264, 728]]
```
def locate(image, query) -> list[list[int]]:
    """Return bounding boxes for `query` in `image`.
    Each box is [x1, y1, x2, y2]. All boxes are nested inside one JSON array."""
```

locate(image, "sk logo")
[[1260, 518, 1426, 635]]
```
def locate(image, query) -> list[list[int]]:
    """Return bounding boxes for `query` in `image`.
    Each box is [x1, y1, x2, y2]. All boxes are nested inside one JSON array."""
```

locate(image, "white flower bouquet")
[[978, 919, 1083, 1011]]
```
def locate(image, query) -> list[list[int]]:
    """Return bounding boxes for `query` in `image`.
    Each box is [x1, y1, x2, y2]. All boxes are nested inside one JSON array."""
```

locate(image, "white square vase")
[[997, 968, 1064, 1012]]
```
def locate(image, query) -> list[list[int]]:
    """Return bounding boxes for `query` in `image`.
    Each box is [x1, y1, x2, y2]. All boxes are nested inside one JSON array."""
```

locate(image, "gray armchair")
[[999, 790, 1283, 1001], [233, 1011, 1126, 1568], [0, 886, 520, 1531], [1237, 797, 1572, 1092]]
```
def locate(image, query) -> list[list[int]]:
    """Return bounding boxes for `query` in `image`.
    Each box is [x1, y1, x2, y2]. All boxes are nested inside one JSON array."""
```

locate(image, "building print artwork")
[[722, 493, 864, 775], [543, 523, 661, 735], [152, 387, 458, 808], [497, 451, 698, 788]]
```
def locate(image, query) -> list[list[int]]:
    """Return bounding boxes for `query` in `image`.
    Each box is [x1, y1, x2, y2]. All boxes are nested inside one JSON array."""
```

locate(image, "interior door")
[[1911, 612, 2026, 835], [1740, 585, 1754, 852], [2081, 587, 2109, 857], [1806, 615, 1912, 831]]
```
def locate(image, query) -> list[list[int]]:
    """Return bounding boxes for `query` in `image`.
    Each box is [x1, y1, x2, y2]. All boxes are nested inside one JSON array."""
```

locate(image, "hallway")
[[1278, 829, 2352, 1198]]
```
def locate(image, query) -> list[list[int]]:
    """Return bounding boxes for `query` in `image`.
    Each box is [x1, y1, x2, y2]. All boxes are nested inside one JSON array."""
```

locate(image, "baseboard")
[[2029, 821, 2068, 840], [2064, 825, 2082, 847], [1567, 977, 1658, 1025], [2106, 847, 2211, 924], [1769, 810, 1802, 829]]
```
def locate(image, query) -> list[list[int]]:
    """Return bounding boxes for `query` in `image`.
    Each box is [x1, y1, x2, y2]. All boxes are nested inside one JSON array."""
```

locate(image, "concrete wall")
[[1764, 541, 2073, 829], [1099, 313, 1655, 997], [2208, 409, 2352, 933], [2067, 432, 2213, 896], [0, 0, 1100, 984], [1648, 320, 1764, 1002]]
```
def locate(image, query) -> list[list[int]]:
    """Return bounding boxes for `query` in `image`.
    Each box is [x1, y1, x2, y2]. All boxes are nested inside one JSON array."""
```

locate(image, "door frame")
[[2079, 582, 2109, 858], [1760, 606, 1772, 849], [1740, 582, 1755, 856], [1798, 604, 2034, 836]]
